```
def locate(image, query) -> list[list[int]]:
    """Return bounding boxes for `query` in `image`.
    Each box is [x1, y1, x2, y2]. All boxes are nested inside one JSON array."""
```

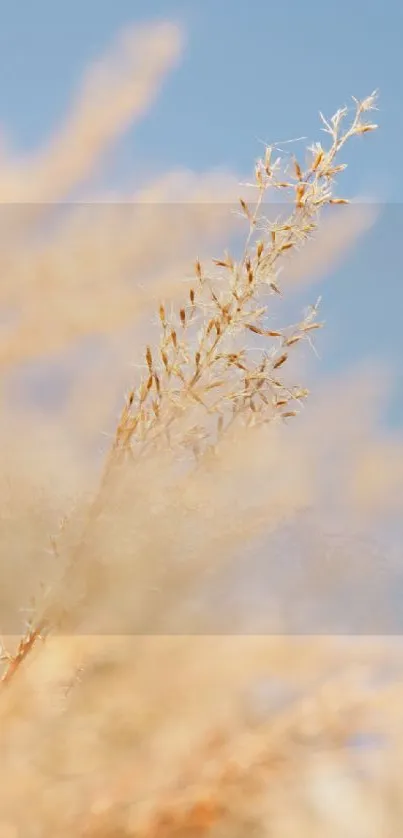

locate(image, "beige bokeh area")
[[1, 632, 403, 836]]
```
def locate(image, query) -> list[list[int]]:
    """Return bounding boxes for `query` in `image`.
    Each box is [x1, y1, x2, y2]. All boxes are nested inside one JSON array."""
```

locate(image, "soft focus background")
[[1, 4, 403, 836]]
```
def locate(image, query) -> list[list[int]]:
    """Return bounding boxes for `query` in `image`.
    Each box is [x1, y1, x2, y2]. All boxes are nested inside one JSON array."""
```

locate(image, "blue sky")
[[0, 0, 402, 189], [1, 0, 402, 425]]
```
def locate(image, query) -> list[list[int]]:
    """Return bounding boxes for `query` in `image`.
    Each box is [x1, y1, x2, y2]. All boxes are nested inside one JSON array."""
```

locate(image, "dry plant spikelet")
[[0, 92, 378, 686], [108, 91, 377, 462]]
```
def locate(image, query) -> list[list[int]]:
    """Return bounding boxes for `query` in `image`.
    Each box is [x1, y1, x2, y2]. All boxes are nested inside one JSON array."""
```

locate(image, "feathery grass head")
[[0, 92, 378, 686], [110, 92, 378, 467]]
